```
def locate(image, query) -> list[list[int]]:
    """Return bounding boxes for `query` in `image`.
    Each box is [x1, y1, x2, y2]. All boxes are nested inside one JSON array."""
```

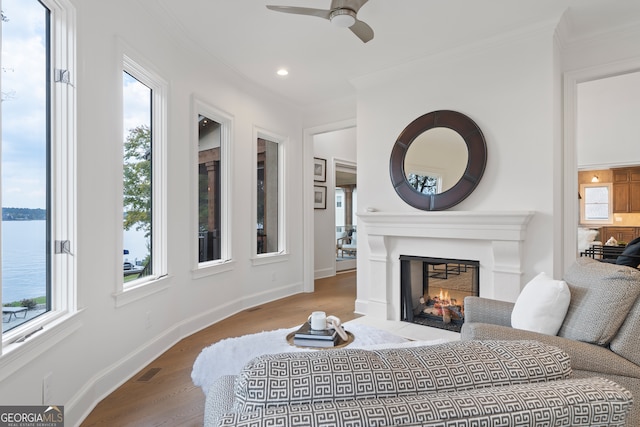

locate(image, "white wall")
[[313, 127, 357, 278], [0, 0, 305, 424], [353, 26, 559, 309], [577, 71, 640, 169]]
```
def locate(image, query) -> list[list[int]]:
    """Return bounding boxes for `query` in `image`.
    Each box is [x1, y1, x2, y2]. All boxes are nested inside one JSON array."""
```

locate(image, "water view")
[[2, 219, 148, 305], [2, 220, 46, 304]]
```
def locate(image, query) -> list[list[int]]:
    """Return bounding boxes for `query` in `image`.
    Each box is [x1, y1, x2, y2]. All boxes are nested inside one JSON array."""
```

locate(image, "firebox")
[[400, 255, 479, 333]]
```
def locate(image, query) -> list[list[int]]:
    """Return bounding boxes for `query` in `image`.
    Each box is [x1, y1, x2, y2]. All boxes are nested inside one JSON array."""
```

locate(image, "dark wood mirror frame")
[[389, 110, 487, 211]]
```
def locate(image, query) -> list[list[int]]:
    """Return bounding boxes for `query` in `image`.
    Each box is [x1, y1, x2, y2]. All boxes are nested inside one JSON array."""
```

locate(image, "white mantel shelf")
[[358, 211, 535, 242], [356, 211, 535, 320]]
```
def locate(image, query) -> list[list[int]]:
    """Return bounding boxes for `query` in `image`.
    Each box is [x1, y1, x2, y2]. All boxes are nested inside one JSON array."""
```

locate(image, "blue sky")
[[1, 0, 47, 209], [1, 0, 151, 209]]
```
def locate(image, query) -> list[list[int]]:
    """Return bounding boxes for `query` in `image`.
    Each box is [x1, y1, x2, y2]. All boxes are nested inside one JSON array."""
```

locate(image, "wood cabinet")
[[612, 167, 640, 213], [600, 227, 640, 244]]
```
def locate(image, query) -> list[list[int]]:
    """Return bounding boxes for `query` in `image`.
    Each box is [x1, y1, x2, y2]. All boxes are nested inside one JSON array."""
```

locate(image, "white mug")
[[309, 311, 327, 330]]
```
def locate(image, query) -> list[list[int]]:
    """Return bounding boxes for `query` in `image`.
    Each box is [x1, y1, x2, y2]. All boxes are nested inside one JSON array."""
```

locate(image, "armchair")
[[336, 230, 356, 257], [461, 257, 640, 426]]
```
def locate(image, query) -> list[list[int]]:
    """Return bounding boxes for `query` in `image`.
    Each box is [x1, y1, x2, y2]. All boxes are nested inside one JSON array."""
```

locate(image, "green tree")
[[123, 125, 151, 237]]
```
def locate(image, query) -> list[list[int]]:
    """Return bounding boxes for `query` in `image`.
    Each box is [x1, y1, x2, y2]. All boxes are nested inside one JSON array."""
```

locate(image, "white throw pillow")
[[511, 272, 571, 335]]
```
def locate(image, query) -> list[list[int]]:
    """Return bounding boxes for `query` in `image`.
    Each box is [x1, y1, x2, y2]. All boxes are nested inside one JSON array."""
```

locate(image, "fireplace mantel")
[[359, 211, 533, 241], [356, 211, 535, 321]]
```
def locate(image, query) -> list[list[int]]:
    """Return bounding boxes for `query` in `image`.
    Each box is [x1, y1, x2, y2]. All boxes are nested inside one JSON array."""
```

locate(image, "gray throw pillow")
[[558, 257, 640, 345], [610, 299, 640, 365]]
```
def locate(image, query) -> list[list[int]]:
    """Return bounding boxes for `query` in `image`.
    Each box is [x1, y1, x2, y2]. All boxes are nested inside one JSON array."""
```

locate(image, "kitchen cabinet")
[[599, 227, 640, 245], [612, 167, 640, 213]]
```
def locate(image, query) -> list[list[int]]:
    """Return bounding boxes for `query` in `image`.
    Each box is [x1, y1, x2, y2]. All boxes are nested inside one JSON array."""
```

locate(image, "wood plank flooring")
[[80, 271, 359, 426]]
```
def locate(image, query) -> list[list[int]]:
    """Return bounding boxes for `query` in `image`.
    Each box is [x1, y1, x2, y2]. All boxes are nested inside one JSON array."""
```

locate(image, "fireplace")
[[356, 211, 533, 322], [400, 255, 479, 333]]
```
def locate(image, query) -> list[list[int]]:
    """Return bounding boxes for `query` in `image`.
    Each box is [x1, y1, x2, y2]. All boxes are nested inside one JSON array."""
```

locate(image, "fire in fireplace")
[[400, 255, 479, 333]]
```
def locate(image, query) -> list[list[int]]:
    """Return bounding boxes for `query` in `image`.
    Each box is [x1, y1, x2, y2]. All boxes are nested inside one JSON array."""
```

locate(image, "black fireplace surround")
[[400, 255, 479, 333]]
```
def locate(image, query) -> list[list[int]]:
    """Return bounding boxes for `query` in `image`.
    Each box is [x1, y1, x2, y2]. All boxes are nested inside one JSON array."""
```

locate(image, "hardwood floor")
[[80, 270, 359, 426]]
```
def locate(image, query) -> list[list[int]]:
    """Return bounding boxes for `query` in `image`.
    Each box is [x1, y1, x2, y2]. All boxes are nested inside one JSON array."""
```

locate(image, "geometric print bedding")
[[233, 340, 571, 412], [219, 377, 632, 427]]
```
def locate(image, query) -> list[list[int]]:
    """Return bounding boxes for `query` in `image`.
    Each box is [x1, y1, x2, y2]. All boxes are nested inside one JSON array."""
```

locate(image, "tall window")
[[122, 72, 152, 281], [2, 0, 75, 338], [121, 56, 166, 290], [194, 101, 231, 271], [198, 115, 222, 262], [257, 138, 279, 254], [1, 0, 50, 333]]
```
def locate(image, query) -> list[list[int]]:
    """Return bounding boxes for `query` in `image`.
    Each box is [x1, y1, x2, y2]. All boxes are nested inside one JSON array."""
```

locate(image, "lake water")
[[2, 220, 148, 303], [2, 220, 46, 303]]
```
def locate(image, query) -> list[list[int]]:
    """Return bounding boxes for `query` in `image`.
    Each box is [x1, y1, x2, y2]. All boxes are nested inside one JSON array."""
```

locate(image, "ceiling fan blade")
[[330, 0, 369, 14], [349, 19, 374, 43], [266, 6, 331, 20]]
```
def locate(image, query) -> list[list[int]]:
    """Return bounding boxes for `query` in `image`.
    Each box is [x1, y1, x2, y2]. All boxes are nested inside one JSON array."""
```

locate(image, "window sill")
[[251, 252, 290, 266], [0, 309, 84, 383], [113, 275, 171, 308], [192, 259, 235, 280]]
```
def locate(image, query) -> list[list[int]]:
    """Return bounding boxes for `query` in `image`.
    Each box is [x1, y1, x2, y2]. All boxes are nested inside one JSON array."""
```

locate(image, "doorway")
[[575, 71, 640, 255], [335, 161, 357, 272], [563, 59, 640, 273]]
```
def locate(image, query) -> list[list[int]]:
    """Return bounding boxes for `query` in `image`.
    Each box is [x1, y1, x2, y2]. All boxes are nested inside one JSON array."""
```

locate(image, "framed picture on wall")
[[314, 185, 327, 209], [314, 157, 327, 182]]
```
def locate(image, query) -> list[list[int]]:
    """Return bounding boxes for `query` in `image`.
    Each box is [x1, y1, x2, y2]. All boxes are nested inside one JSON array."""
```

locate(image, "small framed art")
[[314, 185, 327, 209], [313, 157, 326, 182]]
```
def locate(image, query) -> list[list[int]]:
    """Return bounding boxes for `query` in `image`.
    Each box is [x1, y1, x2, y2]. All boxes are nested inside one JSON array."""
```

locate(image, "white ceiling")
[[148, 0, 640, 108]]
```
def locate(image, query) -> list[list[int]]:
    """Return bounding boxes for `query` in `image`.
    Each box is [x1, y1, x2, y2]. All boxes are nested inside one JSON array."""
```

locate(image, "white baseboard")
[[67, 281, 303, 426], [314, 267, 334, 279]]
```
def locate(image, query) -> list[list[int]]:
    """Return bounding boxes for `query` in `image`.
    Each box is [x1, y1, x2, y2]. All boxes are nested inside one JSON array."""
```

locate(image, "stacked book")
[[293, 322, 340, 347]]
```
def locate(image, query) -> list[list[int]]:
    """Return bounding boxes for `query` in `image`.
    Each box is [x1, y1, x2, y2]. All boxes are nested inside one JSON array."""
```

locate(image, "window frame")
[[0, 0, 78, 363], [114, 51, 168, 306], [192, 98, 234, 278], [252, 127, 288, 265], [579, 182, 613, 226]]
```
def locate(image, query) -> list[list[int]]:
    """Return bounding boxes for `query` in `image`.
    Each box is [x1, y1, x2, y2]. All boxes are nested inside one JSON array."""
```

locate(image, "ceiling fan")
[[266, 0, 374, 43]]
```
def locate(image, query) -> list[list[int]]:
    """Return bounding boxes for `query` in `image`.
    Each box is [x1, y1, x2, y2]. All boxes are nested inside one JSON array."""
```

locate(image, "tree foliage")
[[123, 125, 151, 237], [407, 173, 438, 194]]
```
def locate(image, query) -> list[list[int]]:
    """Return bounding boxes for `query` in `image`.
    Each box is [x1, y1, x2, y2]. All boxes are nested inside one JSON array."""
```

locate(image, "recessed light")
[[277, 68, 289, 76]]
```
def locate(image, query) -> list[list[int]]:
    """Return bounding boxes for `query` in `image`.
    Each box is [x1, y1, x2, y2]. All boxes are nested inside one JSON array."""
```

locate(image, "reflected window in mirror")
[[407, 173, 441, 194], [257, 138, 280, 255], [580, 183, 613, 225]]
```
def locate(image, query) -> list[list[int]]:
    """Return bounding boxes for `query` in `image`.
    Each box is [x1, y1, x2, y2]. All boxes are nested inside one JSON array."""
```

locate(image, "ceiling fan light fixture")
[[330, 9, 356, 28]]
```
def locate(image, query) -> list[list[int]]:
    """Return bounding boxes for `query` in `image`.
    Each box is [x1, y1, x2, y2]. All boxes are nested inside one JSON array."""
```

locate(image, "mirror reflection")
[[404, 127, 468, 194]]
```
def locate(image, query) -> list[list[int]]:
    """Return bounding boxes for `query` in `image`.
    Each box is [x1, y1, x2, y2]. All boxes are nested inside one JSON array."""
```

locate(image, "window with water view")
[[1, 0, 50, 332]]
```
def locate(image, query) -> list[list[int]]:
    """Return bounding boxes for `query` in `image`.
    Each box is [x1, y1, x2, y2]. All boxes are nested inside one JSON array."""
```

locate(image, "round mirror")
[[390, 110, 487, 211]]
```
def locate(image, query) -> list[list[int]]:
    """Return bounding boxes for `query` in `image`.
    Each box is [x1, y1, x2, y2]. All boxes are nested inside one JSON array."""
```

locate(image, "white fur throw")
[[192, 322, 449, 397]]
